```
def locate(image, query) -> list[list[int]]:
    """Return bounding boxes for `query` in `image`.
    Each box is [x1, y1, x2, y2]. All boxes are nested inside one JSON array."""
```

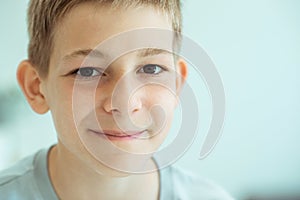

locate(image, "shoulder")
[[0, 151, 37, 185], [160, 166, 235, 200], [0, 149, 46, 199]]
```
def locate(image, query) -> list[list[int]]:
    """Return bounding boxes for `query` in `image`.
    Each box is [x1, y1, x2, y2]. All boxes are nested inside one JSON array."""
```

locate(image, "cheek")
[[145, 85, 177, 131], [49, 83, 75, 133], [48, 81, 92, 140], [145, 84, 177, 108], [72, 85, 96, 124]]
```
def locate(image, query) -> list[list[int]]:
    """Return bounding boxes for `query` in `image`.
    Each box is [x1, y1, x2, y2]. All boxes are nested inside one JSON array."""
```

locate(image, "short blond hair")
[[27, 0, 182, 78]]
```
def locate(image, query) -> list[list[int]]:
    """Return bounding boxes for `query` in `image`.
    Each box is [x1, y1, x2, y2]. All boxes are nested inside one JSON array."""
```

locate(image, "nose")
[[103, 74, 143, 115]]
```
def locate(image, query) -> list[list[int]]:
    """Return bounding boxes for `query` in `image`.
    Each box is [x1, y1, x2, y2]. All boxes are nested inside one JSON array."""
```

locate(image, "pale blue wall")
[[1, 1, 300, 199], [179, 0, 300, 198]]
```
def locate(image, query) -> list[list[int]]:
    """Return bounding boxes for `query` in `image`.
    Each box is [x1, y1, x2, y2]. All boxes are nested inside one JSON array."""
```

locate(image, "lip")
[[88, 129, 146, 141]]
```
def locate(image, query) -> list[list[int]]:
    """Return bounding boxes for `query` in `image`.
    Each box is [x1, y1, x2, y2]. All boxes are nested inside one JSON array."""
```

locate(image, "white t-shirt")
[[0, 148, 234, 199]]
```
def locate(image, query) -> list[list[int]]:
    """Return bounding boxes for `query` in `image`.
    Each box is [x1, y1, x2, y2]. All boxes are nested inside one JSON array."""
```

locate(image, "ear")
[[17, 60, 49, 114], [176, 58, 188, 95]]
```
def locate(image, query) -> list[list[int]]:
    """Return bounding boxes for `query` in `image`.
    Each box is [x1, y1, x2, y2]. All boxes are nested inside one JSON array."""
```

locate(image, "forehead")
[[50, 2, 173, 67]]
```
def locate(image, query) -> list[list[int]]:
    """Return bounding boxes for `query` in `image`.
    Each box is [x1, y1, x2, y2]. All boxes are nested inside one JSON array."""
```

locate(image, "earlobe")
[[176, 58, 188, 95], [17, 60, 49, 114]]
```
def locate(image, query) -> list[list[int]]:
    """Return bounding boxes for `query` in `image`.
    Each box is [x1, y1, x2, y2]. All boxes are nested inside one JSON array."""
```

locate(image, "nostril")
[[111, 108, 120, 113], [103, 98, 120, 114], [133, 108, 139, 112], [131, 107, 140, 113], [129, 98, 142, 114], [105, 106, 120, 114]]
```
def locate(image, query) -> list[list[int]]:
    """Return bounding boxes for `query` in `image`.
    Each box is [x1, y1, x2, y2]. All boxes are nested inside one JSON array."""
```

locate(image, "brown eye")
[[140, 64, 163, 74]]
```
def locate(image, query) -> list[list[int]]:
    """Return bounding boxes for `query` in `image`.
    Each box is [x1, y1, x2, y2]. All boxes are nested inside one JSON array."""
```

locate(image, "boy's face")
[[39, 3, 187, 173]]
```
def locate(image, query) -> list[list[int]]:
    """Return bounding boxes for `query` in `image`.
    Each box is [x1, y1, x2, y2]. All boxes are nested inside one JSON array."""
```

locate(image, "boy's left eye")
[[138, 64, 164, 75]]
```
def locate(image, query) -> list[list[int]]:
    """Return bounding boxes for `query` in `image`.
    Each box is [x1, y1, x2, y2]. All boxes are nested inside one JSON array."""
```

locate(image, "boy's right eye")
[[73, 67, 103, 78]]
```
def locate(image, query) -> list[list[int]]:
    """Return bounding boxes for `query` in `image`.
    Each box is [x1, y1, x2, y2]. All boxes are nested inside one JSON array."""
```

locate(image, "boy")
[[0, 0, 233, 199]]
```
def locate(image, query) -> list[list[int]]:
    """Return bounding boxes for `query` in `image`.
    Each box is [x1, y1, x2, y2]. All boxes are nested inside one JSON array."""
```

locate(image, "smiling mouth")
[[88, 129, 147, 141]]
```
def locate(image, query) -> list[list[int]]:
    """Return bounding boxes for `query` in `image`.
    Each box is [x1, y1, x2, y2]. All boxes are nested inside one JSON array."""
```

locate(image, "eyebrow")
[[62, 48, 172, 61], [62, 48, 104, 61], [136, 48, 172, 57]]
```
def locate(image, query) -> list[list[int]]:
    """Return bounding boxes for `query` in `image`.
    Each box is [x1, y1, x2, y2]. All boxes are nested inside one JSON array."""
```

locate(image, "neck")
[[48, 143, 159, 200]]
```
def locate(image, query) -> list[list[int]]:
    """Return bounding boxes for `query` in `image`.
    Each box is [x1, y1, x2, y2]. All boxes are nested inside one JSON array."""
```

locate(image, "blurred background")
[[0, 0, 299, 199]]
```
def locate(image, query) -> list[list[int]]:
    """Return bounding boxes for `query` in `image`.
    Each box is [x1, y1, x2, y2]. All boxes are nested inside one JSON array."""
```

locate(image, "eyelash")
[[69, 64, 167, 79], [69, 67, 105, 79], [137, 64, 167, 76]]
